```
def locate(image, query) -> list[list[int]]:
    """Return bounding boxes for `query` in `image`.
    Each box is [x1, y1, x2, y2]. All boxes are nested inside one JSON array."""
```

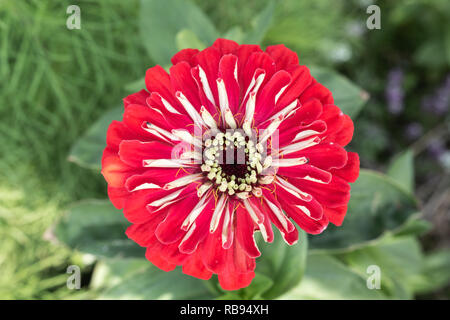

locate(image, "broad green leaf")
[[278, 254, 386, 299], [310, 66, 369, 118], [98, 264, 215, 300], [237, 273, 274, 300], [124, 77, 145, 93], [339, 236, 424, 299], [68, 106, 122, 171], [140, 0, 219, 66], [90, 258, 150, 290], [309, 170, 419, 252], [223, 26, 245, 44], [255, 229, 308, 299], [393, 216, 431, 237], [55, 200, 144, 258], [216, 292, 244, 300], [387, 150, 414, 194], [243, 0, 276, 44], [176, 29, 206, 51], [411, 249, 450, 295]]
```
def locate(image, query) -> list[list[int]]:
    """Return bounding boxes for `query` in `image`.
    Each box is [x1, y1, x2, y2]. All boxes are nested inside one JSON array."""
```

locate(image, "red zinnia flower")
[[101, 39, 359, 290]]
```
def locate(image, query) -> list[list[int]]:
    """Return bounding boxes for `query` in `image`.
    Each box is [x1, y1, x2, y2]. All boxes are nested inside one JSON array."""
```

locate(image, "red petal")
[[218, 271, 255, 291], [279, 194, 328, 235], [276, 183, 324, 220], [124, 168, 193, 192], [300, 80, 334, 105], [107, 185, 129, 209], [155, 195, 199, 244], [171, 48, 199, 66], [277, 164, 332, 184], [146, 92, 192, 129], [190, 66, 220, 117], [122, 188, 174, 223], [319, 105, 345, 138], [145, 66, 183, 114], [106, 120, 137, 151], [276, 65, 312, 110], [101, 148, 141, 188], [266, 44, 299, 71], [193, 46, 221, 105], [219, 54, 240, 114], [286, 142, 348, 170], [118, 140, 174, 168], [331, 151, 360, 183], [241, 52, 276, 97], [235, 44, 263, 83], [278, 120, 327, 148], [295, 98, 323, 125], [158, 241, 190, 265], [254, 70, 292, 124], [297, 175, 351, 208], [226, 239, 256, 274], [200, 228, 227, 273], [235, 205, 261, 258], [333, 114, 354, 147], [324, 205, 348, 226], [145, 244, 176, 272], [212, 38, 239, 55], [182, 253, 213, 280], [170, 61, 202, 111], [123, 89, 149, 108], [178, 197, 215, 254], [126, 213, 166, 247], [122, 104, 175, 141]]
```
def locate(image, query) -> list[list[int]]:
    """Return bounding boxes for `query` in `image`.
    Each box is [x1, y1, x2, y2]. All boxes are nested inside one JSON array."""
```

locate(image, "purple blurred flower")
[[385, 67, 405, 114], [421, 74, 450, 115], [428, 139, 446, 159], [405, 122, 423, 140]]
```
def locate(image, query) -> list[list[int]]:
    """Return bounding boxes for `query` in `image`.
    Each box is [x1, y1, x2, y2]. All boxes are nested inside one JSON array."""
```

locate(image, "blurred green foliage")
[[0, 0, 148, 299], [1, 0, 449, 299]]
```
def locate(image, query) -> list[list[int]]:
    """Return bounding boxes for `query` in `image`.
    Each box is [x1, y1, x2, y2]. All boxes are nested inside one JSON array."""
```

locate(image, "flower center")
[[200, 130, 266, 197]]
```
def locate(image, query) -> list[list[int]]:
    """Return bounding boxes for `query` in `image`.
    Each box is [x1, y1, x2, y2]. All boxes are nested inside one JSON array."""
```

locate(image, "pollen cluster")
[[200, 130, 271, 198]]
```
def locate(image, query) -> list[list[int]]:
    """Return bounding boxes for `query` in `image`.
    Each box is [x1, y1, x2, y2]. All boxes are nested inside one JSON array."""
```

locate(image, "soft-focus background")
[[0, 0, 448, 299]]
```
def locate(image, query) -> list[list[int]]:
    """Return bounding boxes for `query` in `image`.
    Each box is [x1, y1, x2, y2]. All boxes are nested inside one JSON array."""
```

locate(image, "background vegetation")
[[0, 0, 448, 299]]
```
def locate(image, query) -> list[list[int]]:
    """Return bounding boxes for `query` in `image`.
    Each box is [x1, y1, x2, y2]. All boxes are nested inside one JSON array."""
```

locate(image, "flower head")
[[101, 39, 359, 290]]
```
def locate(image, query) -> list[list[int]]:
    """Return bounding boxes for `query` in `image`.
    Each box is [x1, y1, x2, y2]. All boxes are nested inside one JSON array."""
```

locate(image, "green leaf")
[[414, 39, 448, 68], [140, 0, 219, 66], [98, 264, 215, 300], [278, 254, 386, 299], [412, 249, 450, 295], [393, 216, 431, 237], [176, 29, 206, 51], [243, 0, 276, 44], [223, 26, 245, 44], [237, 273, 274, 300], [90, 258, 150, 290], [68, 106, 123, 171], [216, 292, 244, 300], [339, 236, 424, 299], [309, 170, 419, 252], [255, 229, 308, 299], [387, 150, 414, 194], [445, 30, 450, 65], [309, 66, 369, 118], [125, 77, 145, 93], [55, 200, 144, 258]]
